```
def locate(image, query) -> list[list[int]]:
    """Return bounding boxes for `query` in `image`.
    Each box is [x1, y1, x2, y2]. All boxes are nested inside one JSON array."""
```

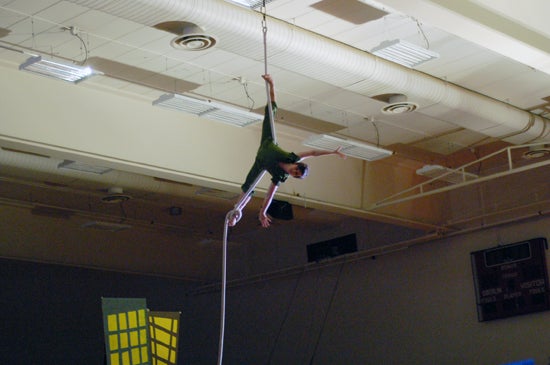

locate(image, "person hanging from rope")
[[229, 74, 346, 228]]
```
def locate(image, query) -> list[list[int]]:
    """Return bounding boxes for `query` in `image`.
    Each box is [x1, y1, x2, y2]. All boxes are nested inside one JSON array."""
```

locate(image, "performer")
[[230, 74, 345, 228]]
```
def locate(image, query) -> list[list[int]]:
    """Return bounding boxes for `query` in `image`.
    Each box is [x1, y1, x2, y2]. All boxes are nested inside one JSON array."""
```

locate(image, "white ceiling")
[[2, 0, 550, 150], [1, 0, 550, 281]]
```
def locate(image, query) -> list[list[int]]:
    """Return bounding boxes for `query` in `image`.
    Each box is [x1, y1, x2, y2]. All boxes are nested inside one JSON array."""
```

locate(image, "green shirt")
[[241, 102, 300, 192]]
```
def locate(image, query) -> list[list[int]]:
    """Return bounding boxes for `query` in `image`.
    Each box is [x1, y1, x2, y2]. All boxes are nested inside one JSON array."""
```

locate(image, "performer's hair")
[[297, 162, 309, 178]]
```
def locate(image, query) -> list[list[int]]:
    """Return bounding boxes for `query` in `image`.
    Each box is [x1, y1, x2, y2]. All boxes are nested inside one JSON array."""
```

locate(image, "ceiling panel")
[[85, 39, 134, 60], [375, 112, 458, 138], [130, 53, 173, 74], [292, 7, 335, 29], [115, 24, 169, 48], [1, 16, 51, 43], [114, 48, 163, 69], [35, 1, 88, 25], [88, 16, 144, 40], [314, 88, 381, 114], [64, 8, 118, 33], [3, 0, 60, 15], [476, 68, 550, 108], [0, 6, 27, 27], [265, 0, 314, 19]]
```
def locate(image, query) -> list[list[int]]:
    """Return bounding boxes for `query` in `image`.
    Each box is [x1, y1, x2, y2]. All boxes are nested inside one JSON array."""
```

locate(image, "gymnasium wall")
[[1, 215, 550, 364]]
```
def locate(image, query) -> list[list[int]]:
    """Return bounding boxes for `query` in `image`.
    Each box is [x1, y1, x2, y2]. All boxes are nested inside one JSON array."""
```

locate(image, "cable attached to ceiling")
[[217, 2, 274, 364], [61, 26, 89, 65]]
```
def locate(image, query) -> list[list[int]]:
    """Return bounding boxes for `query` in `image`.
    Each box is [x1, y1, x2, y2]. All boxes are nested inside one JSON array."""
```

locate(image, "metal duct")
[[67, 0, 550, 144]]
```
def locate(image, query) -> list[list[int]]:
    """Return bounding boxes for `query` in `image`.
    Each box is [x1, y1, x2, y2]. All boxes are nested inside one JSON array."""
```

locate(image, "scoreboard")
[[471, 237, 549, 322]]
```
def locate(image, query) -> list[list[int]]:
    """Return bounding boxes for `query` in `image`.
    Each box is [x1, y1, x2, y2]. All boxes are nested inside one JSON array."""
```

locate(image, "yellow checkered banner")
[[102, 298, 152, 365], [149, 311, 181, 365]]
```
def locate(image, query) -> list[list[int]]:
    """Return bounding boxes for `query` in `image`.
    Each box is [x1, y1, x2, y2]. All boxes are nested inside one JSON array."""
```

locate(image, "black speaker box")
[[267, 199, 293, 220], [307, 234, 358, 262]]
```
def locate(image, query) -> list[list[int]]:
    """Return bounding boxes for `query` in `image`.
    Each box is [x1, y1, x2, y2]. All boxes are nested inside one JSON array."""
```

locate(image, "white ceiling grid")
[[0, 0, 548, 168]]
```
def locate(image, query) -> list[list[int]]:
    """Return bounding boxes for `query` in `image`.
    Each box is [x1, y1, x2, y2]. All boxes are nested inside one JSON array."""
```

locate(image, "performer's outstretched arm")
[[258, 183, 278, 228], [298, 146, 346, 160]]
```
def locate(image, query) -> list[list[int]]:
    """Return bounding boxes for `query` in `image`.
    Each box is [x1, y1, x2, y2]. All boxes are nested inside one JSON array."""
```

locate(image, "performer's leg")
[[260, 102, 276, 142]]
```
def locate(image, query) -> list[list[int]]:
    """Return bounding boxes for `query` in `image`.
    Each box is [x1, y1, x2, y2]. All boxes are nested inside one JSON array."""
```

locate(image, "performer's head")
[[289, 162, 309, 179]]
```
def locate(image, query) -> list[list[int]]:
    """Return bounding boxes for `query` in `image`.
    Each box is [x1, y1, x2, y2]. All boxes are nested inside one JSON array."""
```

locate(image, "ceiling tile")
[[2, 0, 60, 15], [114, 48, 161, 68], [87, 40, 134, 59], [292, 8, 334, 29], [63, 9, 118, 33], [35, 2, 88, 25], [1, 15, 54, 44], [377, 111, 459, 137], [0, 6, 27, 27], [138, 33, 175, 55], [90, 17, 144, 40], [115, 25, 169, 48], [266, 0, 314, 20]]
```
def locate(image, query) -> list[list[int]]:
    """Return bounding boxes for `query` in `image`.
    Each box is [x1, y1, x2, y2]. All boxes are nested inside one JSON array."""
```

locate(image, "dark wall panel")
[[0, 258, 197, 365]]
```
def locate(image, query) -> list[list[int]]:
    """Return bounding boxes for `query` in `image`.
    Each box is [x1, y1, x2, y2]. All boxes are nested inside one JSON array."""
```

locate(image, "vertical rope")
[[217, 212, 230, 365], [216, 3, 273, 364], [217, 171, 266, 365], [261, 1, 276, 143]]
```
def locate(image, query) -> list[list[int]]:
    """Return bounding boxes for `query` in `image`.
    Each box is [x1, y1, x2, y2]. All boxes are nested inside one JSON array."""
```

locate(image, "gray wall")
[[2, 215, 550, 364], [190, 216, 550, 365]]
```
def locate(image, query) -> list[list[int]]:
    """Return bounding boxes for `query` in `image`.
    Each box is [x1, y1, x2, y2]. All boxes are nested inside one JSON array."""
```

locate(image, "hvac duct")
[[67, 0, 550, 144]]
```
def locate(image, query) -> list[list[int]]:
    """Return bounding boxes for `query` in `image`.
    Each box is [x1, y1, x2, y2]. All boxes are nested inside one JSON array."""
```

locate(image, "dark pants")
[[241, 102, 277, 193]]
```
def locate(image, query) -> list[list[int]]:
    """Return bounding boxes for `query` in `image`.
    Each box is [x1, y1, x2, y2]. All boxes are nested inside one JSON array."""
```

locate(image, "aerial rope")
[[217, 2, 273, 365], [262, 1, 276, 144]]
